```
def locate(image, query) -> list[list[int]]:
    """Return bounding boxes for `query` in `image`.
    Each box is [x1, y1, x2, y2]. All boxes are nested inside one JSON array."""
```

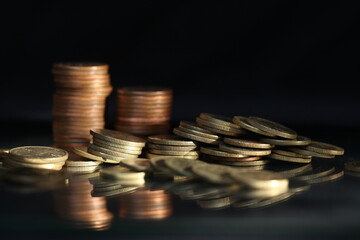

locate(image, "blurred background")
[[0, 1, 359, 145]]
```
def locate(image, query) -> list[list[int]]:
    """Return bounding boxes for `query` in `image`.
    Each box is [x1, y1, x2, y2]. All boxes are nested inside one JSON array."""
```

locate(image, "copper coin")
[[117, 86, 172, 95], [116, 117, 170, 123], [53, 74, 110, 80], [53, 62, 109, 70]]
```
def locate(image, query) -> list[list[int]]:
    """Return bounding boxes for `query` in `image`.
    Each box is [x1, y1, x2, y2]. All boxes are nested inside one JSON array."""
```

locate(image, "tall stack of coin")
[[146, 134, 199, 159], [52, 62, 112, 146], [118, 189, 172, 220], [54, 179, 113, 231], [115, 86, 173, 136], [3, 146, 68, 171], [87, 129, 146, 164]]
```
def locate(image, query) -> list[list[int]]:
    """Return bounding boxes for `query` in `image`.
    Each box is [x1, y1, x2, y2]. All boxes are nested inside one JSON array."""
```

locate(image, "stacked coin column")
[[52, 63, 112, 146], [115, 86, 173, 136]]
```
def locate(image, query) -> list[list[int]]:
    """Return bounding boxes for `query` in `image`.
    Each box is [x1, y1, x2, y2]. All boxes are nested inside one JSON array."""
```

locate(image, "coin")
[[196, 122, 245, 136], [147, 135, 196, 146], [229, 170, 289, 189], [72, 146, 105, 161], [147, 143, 198, 151], [9, 146, 68, 163], [92, 140, 143, 155], [272, 149, 311, 159], [88, 143, 139, 158], [65, 160, 102, 167], [178, 125, 220, 140], [199, 113, 241, 129], [146, 153, 199, 160], [100, 166, 145, 180], [268, 153, 311, 163], [92, 138, 143, 151], [180, 121, 220, 137], [258, 136, 311, 146], [200, 147, 247, 158], [3, 157, 65, 171], [120, 158, 154, 172], [270, 163, 312, 178], [163, 158, 206, 177], [287, 147, 335, 159], [224, 138, 274, 149], [232, 116, 276, 137], [148, 149, 199, 156], [90, 129, 146, 147], [191, 164, 235, 184], [219, 143, 272, 156], [196, 118, 246, 134], [206, 155, 262, 162], [292, 166, 335, 181], [216, 160, 269, 166], [304, 141, 344, 155], [173, 128, 220, 145], [306, 169, 344, 184], [117, 86, 172, 95], [87, 148, 124, 162], [247, 117, 297, 139]]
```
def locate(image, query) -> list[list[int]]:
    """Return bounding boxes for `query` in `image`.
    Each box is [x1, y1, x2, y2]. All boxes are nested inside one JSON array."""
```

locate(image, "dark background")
[[1, 1, 359, 133]]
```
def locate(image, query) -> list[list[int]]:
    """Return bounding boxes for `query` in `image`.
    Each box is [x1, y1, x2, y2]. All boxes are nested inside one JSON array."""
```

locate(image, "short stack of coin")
[[115, 86, 173, 136], [146, 134, 199, 159], [3, 146, 68, 171], [54, 179, 113, 231], [52, 62, 112, 146], [118, 189, 172, 219], [86, 129, 146, 164]]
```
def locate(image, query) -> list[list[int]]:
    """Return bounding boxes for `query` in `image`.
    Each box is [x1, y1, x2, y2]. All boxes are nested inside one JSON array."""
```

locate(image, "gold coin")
[[306, 169, 344, 184], [191, 164, 236, 184], [147, 134, 196, 146], [173, 128, 220, 145], [197, 197, 233, 210], [87, 148, 124, 162], [9, 146, 68, 163], [219, 143, 271, 156], [88, 143, 139, 158], [178, 125, 220, 140], [292, 167, 335, 181], [65, 160, 102, 167], [271, 164, 312, 178], [200, 147, 247, 158], [64, 165, 100, 173], [259, 136, 311, 146], [147, 143, 197, 151], [196, 123, 244, 136], [90, 129, 146, 147], [206, 155, 262, 162], [272, 149, 311, 159], [247, 192, 295, 208], [304, 141, 344, 155], [196, 117, 246, 134], [287, 147, 335, 159], [92, 140, 142, 155], [232, 116, 276, 137], [146, 153, 198, 160], [344, 161, 360, 172], [72, 146, 105, 161], [247, 117, 297, 139], [199, 113, 241, 129], [92, 138, 143, 151], [120, 158, 154, 172], [163, 158, 206, 177], [216, 160, 269, 166], [100, 166, 145, 180], [224, 138, 274, 149], [268, 153, 311, 163], [148, 148, 199, 156], [229, 170, 289, 189], [180, 121, 220, 139], [3, 157, 65, 171]]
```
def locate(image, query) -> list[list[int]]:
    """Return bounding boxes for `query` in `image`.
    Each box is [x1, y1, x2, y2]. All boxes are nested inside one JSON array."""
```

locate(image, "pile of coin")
[[52, 62, 112, 146], [146, 134, 199, 159], [100, 165, 146, 186], [118, 189, 172, 219], [54, 179, 113, 231], [115, 86, 173, 136], [83, 129, 146, 164], [3, 146, 68, 171]]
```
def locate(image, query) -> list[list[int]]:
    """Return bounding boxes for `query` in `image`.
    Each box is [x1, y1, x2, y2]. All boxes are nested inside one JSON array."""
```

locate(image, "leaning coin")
[[178, 125, 220, 140], [219, 143, 271, 156], [199, 113, 241, 129], [305, 169, 344, 184], [200, 147, 247, 158], [272, 149, 311, 159], [147, 134, 196, 146], [304, 141, 344, 156], [180, 121, 220, 139], [259, 136, 311, 146], [87, 148, 125, 162], [292, 166, 335, 181], [72, 146, 105, 162], [88, 143, 139, 158], [288, 147, 335, 159], [224, 138, 274, 149], [232, 116, 276, 137], [247, 116, 297, 139], [100, 166, 145, 180], [196, 122, 245, 136], [90, 129, 146, 147], [173, 128, 220, 145], [196, 118, 246, 134], [268, 153, 311, 163]]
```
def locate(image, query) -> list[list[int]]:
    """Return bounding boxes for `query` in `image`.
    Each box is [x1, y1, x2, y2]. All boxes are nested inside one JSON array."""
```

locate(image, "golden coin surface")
[[147, 134, 196, 146], [229, 170, 289, 189], [88, 143, 139, 158], [87, 148, 124, 162], [224, 138, 274, 149], [148, 148, 199, 156], [178, 125, 220, 140], [90, 129, 146, 147], [180, 121, 218, 135], [259, 136, 311, 146], [196, 122, 245, 136], [173, 128, 220, 145], [9, 146, 68, 163], [196, 118, 245, 134], [199, 113, 241, 129], [219, 143, 271, 156], [147, 143, 197, 151], [200, 147, 247, 158], [232, 116, 276, 137], [92, 140, 142, 155], [288, 147, 335, 159], [268, 153, 312, 163], [247, 117, 297, 139], [92, 138, 143, 151], [304, 141, 344, 155], [272, 149, 311, 159], [65, 160, 102, 167]]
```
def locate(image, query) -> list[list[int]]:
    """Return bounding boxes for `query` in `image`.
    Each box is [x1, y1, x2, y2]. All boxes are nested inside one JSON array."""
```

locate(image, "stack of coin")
[[118, 189, 172, 219], [54, 179, 113, 231], [52, 62, 112, 146], [100, 165, 146, 186], [63, 151, 102, 173], [87, 129, 146, 164], [146, 134, 199, 159], [3, 146, 68, 171], [172, 121, 221, 145], [115, 86, 173, 136]]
